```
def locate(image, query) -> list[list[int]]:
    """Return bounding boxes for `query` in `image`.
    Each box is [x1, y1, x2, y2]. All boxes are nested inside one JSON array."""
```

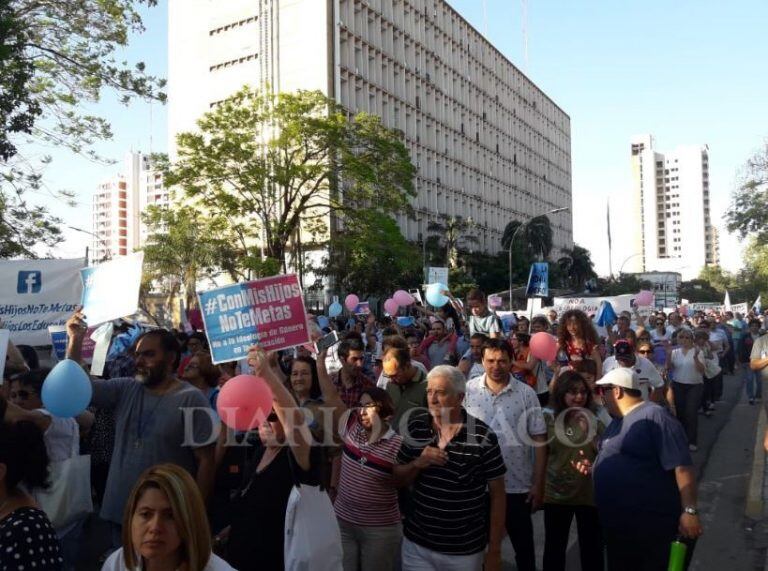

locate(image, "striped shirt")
[[334, 414, 403, 527], [396, 409, 506, 555]]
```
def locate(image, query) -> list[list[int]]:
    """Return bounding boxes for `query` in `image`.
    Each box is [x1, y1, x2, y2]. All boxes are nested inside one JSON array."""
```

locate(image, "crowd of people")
[[1, 287, 765, 571]]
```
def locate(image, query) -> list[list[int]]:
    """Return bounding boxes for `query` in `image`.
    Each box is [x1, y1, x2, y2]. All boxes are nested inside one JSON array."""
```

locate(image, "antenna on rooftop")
[[482, 0, 488, 36]]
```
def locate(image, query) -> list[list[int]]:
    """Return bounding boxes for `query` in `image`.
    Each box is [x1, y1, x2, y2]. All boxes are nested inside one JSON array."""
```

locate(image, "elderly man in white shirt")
[[464, 338, 547, 571]]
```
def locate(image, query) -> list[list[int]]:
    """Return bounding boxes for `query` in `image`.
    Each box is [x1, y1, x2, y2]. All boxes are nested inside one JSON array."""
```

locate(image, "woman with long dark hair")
[[542, 370, 604, 571], [0, 414, 64, 570], [557, 309, 602, 378]]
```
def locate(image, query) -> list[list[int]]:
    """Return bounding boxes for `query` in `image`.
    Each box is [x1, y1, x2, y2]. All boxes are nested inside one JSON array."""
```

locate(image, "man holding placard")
[[65, 310, 216, 548]]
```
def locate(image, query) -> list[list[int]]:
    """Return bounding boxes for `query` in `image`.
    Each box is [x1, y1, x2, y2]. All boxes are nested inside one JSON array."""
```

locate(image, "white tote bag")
[[36, 425, 93, 531], [284, 454, 342, 571]]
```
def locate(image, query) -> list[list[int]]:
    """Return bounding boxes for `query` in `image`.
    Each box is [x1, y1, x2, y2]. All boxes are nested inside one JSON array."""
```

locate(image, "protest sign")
[[80, 253, 144, 326], [49, 325, 97, 363], [525, 263, 549, 298], [354, 302, 371, 316], [0, 330, 9, 381], [0, 258, 83, 345], [551, 293, 654, 319], [427, 267, 449, 287], [198, 274, 310, 364], [731, 302, 748, 315]]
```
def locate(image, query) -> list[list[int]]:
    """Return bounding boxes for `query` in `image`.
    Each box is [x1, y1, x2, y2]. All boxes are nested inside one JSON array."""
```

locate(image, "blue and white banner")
[[0, 258, 84, 345], [198, 274, 310, 364], [80, 252, 144, 326], [525, 263, 549, 298]]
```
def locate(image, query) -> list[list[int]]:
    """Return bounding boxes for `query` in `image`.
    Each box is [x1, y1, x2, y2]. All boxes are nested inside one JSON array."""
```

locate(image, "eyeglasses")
[[10, 389, 35, 400], [357, 403, 378, 410]]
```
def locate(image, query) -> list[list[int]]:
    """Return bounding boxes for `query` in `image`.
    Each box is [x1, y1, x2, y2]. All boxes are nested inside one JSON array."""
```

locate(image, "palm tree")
[[501, 215, 553, 260], [558, 244, 597, 289], [427, 215, 479, 269]]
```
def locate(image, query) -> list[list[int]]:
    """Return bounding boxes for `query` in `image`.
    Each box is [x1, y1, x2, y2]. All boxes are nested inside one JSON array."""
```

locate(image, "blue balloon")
[[328, 302, 343, 318], [426, 283, 449, 307], [317, 316, 330, 329], [42, 359, 92, 418]]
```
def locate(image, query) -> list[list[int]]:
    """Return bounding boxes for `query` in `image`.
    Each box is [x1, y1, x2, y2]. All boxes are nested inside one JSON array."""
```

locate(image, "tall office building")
[[627, 135, 717, 280], [91, 152, 166, 262], [168, 0, 573, 261]]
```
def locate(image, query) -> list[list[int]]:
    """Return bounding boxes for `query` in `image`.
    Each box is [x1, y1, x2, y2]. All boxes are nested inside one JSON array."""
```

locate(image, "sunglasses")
[[638, 349, 653, 355], [357, 403, 378, 410], [595, 385, 614, 396]]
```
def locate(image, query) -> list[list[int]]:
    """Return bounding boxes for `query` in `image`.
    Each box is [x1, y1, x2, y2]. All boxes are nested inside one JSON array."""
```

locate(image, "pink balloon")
[[217, 374, 274, 431], [344, 294, 360, 312], [384, 298, 399, 315], [635, 290, 654, 306], [393, 290, 415, 307], [530, 332, 559, 362]]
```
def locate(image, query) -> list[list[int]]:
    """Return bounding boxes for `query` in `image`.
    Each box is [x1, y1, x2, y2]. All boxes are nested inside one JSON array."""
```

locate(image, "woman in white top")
[[649, 317, 672, 344], [8, 369, 94, 571], [666, 329, 705, 451], [102, 463, 235, 571]]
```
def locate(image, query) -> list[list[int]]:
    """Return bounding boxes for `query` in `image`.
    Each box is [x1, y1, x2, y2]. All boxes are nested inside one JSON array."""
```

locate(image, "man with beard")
[[65, 310, 216, 547]]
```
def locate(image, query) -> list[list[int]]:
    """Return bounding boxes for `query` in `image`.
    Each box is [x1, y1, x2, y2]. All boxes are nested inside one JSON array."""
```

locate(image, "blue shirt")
[[593, 402, 691, 530]]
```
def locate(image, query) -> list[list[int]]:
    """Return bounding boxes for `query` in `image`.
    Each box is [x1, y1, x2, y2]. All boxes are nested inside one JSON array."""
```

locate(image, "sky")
[[36, 0, 767, 277]]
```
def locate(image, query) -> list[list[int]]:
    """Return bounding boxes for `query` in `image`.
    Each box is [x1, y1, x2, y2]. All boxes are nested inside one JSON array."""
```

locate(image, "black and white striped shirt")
[[397, 409, 506, 555]]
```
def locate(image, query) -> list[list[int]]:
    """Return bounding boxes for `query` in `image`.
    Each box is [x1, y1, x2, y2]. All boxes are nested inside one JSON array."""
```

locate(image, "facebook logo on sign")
[[17, 271, 42, 294]]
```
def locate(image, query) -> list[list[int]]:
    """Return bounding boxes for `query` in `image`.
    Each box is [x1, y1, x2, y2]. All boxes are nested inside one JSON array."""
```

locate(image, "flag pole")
[[607, 199, 614, 280]]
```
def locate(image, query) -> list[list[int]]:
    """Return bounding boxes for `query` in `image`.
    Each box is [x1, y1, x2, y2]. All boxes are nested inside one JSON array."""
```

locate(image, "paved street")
[[79, 371, 765, 571]]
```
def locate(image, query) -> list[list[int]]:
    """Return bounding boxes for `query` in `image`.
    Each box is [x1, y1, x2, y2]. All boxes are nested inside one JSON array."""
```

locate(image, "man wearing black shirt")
[[394, 365, 506, 571]]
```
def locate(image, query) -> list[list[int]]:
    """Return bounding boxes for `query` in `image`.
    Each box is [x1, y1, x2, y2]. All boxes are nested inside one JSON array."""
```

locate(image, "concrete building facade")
[[627, 134, 717, 280], [91, 152, 166, 262], [168, 0, 573, 262]]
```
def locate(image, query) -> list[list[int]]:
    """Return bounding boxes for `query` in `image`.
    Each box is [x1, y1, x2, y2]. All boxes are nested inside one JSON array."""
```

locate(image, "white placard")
[[0, 259, 84, 345]]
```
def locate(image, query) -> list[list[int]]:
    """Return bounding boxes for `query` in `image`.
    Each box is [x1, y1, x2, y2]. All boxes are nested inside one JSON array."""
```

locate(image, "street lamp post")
[[617, 252, 643, 277], [508, 207, 569, 310], [69, 226, 110, 266]]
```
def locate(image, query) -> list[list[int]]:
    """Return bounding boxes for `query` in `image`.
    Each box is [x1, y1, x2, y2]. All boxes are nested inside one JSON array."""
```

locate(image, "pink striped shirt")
[[334, 414, 403, 527]]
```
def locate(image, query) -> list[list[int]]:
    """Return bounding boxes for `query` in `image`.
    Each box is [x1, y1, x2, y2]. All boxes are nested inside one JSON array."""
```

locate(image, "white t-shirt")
[[37, 409, 78, 462], [102, 549, 234, 571], [669, 347, 704, 385], [376, 359, 429, 389], [602, 356, 664, 401], [650, 329, 672, 343], [708, 329, 728, 356]]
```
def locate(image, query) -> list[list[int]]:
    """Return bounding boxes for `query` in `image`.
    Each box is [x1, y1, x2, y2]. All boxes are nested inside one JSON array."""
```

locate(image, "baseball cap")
[[596, 367, 639, 390], [613, 339, 635, 363]]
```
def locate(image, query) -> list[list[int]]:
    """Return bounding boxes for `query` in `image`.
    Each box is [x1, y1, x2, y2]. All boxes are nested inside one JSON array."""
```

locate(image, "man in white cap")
[[579, 368, 703, 570]]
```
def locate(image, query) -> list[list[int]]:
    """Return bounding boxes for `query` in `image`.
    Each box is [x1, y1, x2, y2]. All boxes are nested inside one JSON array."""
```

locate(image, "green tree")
[[726, 141, 768, 244], [162, 87, 416, 274], [501, 215, 554, 261], [313, 212, 422, 297], [426, 215, 478, 269], [1, 0, 164, 257], [557, 244, 597, 289], [141, 205, 232, 311]]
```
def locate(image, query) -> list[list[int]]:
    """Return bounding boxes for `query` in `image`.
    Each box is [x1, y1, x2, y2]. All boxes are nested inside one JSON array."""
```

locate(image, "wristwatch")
[[683, 506, 698, 516]]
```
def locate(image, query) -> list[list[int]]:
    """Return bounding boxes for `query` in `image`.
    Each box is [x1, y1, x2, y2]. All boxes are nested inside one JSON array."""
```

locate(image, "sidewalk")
[[689, 371, 767, 570]]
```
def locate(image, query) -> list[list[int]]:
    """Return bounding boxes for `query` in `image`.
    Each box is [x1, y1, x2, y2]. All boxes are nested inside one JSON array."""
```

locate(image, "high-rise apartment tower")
[[627, 135, 717, 280]]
